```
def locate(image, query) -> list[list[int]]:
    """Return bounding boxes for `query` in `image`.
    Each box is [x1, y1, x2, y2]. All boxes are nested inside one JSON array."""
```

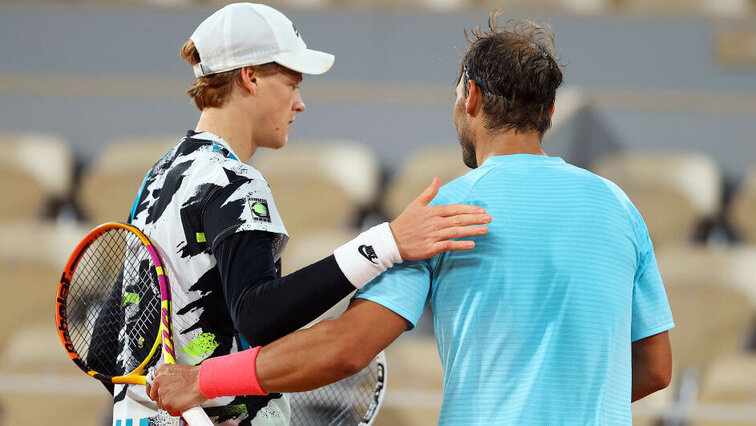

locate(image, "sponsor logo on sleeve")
[[248, 198, 271, 223]]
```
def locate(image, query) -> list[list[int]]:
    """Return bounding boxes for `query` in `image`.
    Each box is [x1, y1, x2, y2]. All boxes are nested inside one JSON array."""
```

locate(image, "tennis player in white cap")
[[109, 3, 491, 425]]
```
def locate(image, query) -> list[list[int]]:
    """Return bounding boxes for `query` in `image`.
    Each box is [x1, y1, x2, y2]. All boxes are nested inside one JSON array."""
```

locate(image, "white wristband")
[[333, 222, 403, 289]]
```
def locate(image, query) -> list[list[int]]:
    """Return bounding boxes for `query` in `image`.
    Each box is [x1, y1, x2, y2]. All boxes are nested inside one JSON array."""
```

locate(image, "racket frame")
[[55, 222, 172, 385], [360, 350, 387, 426]]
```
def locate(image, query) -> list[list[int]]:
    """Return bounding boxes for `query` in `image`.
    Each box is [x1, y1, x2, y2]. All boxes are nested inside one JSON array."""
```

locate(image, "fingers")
[[412, 176, 441, 206], [149, 379, 179, 417], [440, 213, 492, 228], [149, 380, 163, 405], [435, 225, 488, 241], [147, 366, 162, 401], [431, 240, 476, 254], [432, 204, 486, 217]]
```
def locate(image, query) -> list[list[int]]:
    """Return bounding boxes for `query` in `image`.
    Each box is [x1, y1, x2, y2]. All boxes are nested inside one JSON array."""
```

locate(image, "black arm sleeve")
[[214, 230, 355, 347]]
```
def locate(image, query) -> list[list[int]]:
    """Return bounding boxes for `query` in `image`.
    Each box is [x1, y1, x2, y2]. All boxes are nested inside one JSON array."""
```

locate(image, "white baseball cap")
[[189, 3, 334, 78]]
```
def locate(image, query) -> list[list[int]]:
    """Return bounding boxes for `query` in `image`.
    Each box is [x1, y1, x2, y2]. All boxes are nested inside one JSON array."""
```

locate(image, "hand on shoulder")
[[390, 176, 491, 260]]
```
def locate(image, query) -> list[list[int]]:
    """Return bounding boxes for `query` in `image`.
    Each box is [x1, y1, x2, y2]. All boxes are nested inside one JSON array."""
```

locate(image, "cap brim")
[[273, 48, 334, 75]]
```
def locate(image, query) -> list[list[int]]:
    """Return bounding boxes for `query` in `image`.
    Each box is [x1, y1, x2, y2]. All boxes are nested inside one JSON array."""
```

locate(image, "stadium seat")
[[0, 323, 81, 376], [374, 336, 442, 426], [0, 323, 111, 426], [657, 245, 756, 308], [78, 136, 176, 225], [663, 286, 752, 377], [690, 354, 756, 425], [631, 384, 676, 426], [0, 386, 111, 426], [383, 336, 442, 392], [252, 140, 380, 236], [0, 221, 89, 351], [699, 353, 756, 404], [0, 133, 73, 221], [383, 145, 469, 219], [690, 416, 756, 426], [374, 405, 440, 426], [730, 165, 756, 244], [656, 245, 756, 375], [655, 245, 756, 426], [592, 152, 723, 247]]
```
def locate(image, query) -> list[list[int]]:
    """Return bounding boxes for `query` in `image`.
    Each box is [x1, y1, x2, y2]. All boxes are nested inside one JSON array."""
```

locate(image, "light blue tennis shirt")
[[357, 154, 674, 425]]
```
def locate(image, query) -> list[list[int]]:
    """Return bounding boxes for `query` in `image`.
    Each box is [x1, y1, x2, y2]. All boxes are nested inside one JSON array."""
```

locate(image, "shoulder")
[[582, 167, 650, 247], [429, 168, 488, 206], [536, 159, 643, 221], [141, 135, 277, 220], [592, 173, 644, 225], [174, 139, 272, 196]]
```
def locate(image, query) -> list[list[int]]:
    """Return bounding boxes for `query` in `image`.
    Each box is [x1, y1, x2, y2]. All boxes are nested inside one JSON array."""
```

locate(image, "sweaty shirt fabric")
[[357, 154, 674, 425]]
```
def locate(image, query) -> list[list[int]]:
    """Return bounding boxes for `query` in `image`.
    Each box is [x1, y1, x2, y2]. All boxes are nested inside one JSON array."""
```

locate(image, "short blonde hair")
[[180, 39, 279, 110]]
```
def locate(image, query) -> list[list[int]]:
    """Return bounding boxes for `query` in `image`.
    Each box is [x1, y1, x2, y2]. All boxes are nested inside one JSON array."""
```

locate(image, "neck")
[[474, 127, 546, 166], [195, 106, 256, 163]]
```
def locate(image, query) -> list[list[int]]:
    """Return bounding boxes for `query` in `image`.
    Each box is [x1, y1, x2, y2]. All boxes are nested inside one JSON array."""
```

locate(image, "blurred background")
[[1, 0, 756, 424]]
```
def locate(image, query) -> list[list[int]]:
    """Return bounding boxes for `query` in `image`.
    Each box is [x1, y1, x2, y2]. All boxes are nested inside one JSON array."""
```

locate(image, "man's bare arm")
[[148, 299, 408, 415], [256, 298, 407, 391], [631, 331, 672, 402]]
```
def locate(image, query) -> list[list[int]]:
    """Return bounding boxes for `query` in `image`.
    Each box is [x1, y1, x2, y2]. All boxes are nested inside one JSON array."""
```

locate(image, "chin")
[[266, 136, 287, 150]]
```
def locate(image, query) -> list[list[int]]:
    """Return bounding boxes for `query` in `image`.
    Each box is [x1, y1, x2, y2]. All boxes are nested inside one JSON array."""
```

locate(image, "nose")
[[293, 92, 306, 113]]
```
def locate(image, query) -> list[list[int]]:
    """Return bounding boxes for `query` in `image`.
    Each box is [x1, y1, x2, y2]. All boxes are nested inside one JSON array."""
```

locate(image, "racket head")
[[55, 222, 172, 385], [288, 351, 387, 426]]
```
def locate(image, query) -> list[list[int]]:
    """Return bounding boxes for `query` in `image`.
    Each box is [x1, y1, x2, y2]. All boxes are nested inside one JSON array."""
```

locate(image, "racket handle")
[[182, 406, 213, 426]]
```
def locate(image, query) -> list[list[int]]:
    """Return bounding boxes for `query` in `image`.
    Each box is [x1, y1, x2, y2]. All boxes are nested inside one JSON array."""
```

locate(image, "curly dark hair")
[[458, 11, 563, 135]]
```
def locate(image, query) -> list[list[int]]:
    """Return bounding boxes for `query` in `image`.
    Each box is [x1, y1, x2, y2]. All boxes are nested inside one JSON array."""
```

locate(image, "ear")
[[240, 66, 258, 95], [465, 80, 481, 116], [548, 104, 555, 117]]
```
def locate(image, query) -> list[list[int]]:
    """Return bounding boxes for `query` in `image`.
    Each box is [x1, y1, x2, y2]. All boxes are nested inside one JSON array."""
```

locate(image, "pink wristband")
[[198, 346, 268, 398]]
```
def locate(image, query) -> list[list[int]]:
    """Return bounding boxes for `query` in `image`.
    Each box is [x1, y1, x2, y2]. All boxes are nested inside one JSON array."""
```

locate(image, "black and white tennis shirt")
[[115, 131, 292, 425], [112, 129, 400, 426]]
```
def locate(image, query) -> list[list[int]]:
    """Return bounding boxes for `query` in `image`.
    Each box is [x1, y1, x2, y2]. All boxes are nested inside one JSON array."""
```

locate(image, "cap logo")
[[292, 23, 301, 39]]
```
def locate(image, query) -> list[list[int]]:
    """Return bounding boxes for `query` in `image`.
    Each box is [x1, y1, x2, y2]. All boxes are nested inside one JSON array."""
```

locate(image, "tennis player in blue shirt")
[[150, 11, 674, 425]]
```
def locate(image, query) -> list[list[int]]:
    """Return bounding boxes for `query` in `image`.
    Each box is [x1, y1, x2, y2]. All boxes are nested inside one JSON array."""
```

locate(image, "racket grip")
[[145, 368, 156, 386], [182, 406, 213, 426]]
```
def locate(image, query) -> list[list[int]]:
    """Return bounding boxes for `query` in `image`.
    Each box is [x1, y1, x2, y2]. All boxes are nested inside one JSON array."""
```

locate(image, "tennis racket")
[[288, 351, 387, 425], [55, 222, 212, 426]]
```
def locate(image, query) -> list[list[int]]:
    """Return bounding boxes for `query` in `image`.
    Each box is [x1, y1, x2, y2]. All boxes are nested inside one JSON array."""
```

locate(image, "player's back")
[[430, 154, 647, 425]]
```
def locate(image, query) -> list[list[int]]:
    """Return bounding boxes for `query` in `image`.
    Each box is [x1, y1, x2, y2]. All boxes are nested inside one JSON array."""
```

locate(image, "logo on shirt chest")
[[248, 198, 271, 223]]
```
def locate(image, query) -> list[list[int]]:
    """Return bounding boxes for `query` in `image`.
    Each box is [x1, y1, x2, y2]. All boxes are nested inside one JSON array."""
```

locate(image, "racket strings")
[[290, 358, 384, 425], [66, 231, 126, 352], [65, 229, 161, 377]]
